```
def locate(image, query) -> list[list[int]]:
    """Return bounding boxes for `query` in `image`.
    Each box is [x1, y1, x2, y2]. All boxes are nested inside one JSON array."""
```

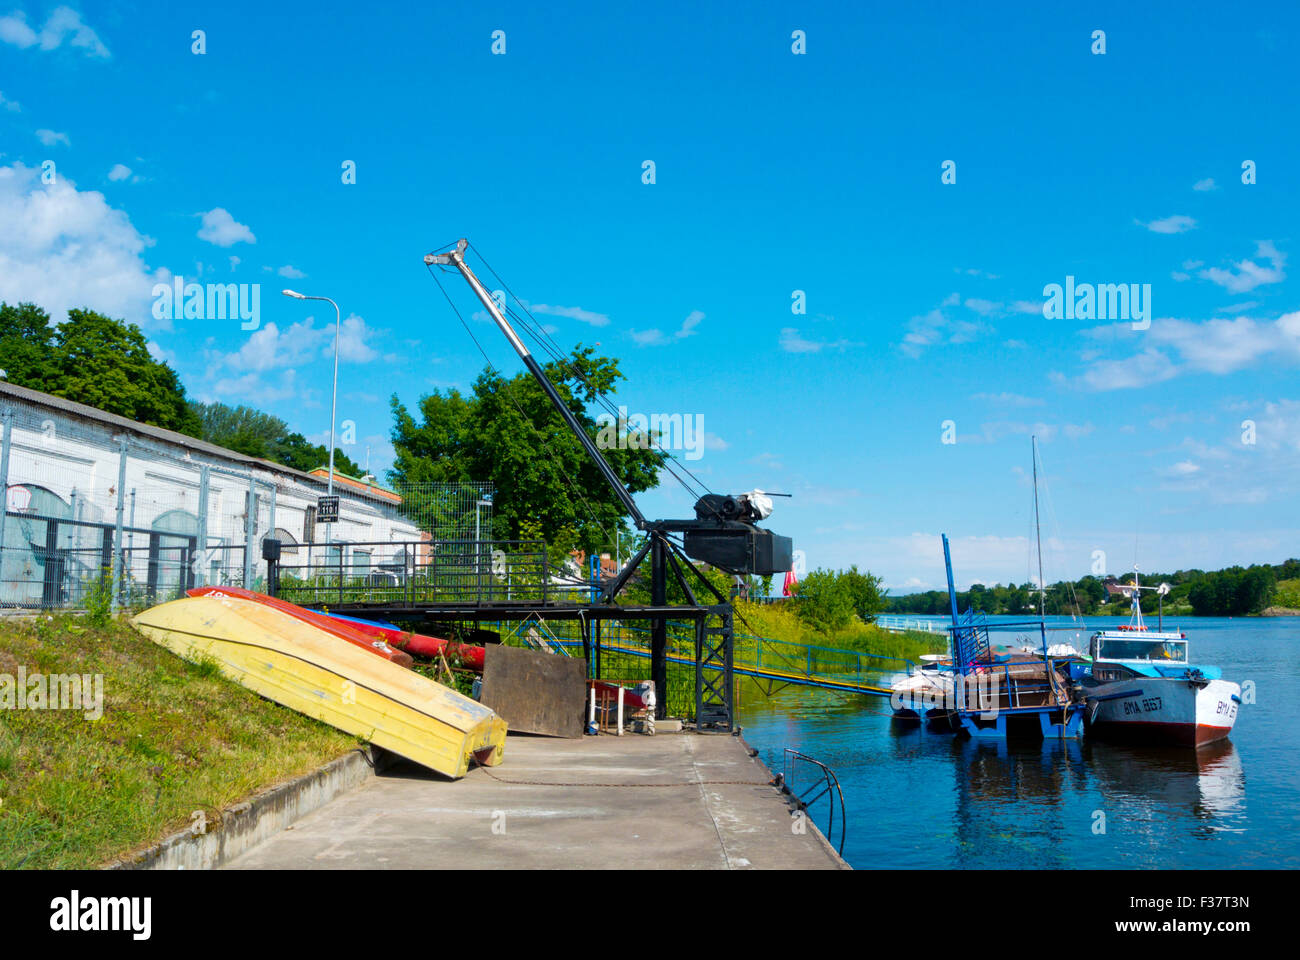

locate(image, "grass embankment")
[[0, 614, 357, 869], [1268, 579, 1300, 615], [733, 601, 946, 666]]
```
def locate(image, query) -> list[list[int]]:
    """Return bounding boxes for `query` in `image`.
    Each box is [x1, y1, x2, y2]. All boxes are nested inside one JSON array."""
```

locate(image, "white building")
[[0, 380, 422, 608]]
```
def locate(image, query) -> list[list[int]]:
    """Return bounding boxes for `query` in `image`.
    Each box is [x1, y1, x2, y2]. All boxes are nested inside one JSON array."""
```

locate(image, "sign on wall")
[[317, 495, 340, 523]]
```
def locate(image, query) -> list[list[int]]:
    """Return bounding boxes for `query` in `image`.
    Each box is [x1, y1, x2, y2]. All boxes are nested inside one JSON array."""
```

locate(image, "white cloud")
[[973, 392, 1044, 407], [1078, 347, 1180, 391], [1009, 300, 1041, 315], [0, 161, 166, 328], [0, 11, 37, 48], [35, 128, 69, 147], [209, 369, 306, 406], [1071, 310, 1300, 390], [196, 207, 256, 246], [209, 312, 382, 375], [1139, 214, 1196, 234], [963, 297, 1002, 316], [0, 90, 19, 111], [1192, 178, 1217, 192], [527, 302, 609, 327], [780, 326, 860, 354], [277, 264, 306, 279], [334, 313, 380, 362], [1, 6, 108, 57], [900, 303, 988, 357], [107, 163, 131, 181], [631, 309, 704, 346], [215, 320, 324, 373], [1200, 241, 1286, 293]]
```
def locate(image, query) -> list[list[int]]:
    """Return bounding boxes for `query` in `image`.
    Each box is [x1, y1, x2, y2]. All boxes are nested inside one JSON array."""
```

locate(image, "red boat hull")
[[186, 586, 414, 668], [319, 613, 486, 671]]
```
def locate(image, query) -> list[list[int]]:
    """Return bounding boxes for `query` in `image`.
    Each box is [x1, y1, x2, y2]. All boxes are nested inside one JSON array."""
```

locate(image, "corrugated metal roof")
[[0, 379, 398, 506]]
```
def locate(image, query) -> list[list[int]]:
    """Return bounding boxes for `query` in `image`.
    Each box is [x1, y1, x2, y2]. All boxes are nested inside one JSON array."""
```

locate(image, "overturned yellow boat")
[[131, 594, 506, 778]]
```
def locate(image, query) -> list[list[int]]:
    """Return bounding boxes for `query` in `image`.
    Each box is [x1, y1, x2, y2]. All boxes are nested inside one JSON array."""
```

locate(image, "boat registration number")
[[1216, 700, 1237, 720], [1123, 696, 1163, 716]]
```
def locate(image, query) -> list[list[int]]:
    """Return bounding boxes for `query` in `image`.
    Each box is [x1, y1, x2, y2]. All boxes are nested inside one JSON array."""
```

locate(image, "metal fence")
[[272, 538, 551, 607], [389, 481, 494, 541], [0, 402, 498, 613]]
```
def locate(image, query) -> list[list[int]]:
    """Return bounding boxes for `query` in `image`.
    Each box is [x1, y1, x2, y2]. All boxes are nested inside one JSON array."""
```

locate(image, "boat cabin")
[[1089, 630, 1192, 682]]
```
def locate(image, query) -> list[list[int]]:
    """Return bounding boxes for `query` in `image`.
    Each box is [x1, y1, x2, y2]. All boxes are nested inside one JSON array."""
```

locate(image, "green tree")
[[0, 301, 56, 384], [190, 401, 360, 476], [389, 346, 665, 555], [791, 569, 857, 632], [839, 565, 888, 622], [0, 303, 203, 437]]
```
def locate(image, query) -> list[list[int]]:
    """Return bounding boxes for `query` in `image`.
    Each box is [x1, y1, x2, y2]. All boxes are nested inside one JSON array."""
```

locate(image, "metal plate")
[[479, 644, 587, 738]]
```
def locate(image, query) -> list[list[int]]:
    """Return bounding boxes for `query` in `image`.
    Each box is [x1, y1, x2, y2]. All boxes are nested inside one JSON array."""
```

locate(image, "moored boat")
[[1079, 574, 1240, 747]]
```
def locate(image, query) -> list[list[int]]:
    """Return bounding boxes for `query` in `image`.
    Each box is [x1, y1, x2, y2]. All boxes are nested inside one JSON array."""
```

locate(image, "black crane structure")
[[276, 239, 793, 728]]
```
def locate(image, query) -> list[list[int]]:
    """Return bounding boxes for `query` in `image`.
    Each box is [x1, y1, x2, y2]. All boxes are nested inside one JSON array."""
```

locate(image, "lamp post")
[[282, 289, 341, 547]]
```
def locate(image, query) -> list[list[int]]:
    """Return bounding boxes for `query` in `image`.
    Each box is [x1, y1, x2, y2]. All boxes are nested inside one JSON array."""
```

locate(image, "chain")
[[472, 765, 772, 789]]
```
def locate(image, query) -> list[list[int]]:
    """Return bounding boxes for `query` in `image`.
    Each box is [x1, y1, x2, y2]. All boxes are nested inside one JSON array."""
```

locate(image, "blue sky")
[[2, 1, 1297, 590]]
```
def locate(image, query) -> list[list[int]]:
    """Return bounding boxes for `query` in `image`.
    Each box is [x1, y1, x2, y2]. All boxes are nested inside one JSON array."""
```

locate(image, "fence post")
[[0, 408, 12, 584], [243, 473, 255, 588], [196, 465, 209, 586], [110, 435, 128, 612]]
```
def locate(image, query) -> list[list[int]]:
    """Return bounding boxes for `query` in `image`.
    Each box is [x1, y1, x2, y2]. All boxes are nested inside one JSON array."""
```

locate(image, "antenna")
[[1032, 436, 1047, 655]]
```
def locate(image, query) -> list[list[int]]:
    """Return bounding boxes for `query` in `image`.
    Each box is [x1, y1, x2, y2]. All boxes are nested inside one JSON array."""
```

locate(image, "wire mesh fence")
[[272, 538, 551, 607]]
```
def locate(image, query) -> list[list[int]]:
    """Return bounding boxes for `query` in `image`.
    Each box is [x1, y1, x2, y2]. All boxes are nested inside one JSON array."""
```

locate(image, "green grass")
[[733, 601, 946, 666], [1273, 579, 1300, 610], [0, 612, 357, 869]]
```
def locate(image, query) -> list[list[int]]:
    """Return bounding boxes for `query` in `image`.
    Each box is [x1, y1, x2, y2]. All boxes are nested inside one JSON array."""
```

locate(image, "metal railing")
[[271, 538, 552, 607], [779, 748, 846, 857], [1, 538, 253, 612], [875, 615, 948, 634]]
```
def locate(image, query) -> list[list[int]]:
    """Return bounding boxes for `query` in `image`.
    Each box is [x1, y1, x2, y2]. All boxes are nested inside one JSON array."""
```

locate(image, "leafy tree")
[[0, 301, 56, 385], [791, 569, 858, 632], [389, 346, 665, 555], [839, 565, 888, 622], [190, 401, 360, 476], [1, 302, 202, 436]]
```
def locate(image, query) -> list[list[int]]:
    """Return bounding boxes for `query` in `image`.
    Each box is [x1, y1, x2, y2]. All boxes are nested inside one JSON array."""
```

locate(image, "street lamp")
[[282, 289, 342, 546]]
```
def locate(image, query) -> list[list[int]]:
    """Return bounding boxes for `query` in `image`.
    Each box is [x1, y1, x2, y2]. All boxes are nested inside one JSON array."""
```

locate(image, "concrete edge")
[[105, 746, 395, 870], [735, 732, 853, 870]]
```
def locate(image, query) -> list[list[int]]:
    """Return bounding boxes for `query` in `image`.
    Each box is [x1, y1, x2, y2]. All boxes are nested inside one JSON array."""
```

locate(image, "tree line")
[[1, 302, 358, 478], [887, 559, 1300, 617]]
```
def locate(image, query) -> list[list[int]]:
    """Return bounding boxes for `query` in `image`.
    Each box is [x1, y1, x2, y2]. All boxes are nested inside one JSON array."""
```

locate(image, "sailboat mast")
[[1032, 437, 1048, 654]]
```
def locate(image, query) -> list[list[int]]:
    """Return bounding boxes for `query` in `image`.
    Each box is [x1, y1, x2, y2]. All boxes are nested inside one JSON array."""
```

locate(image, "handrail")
[[779, 748, 846, 857]]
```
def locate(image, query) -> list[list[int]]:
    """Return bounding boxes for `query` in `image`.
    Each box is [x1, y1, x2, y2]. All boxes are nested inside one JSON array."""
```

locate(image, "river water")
[[736, 616, 1299, 869]]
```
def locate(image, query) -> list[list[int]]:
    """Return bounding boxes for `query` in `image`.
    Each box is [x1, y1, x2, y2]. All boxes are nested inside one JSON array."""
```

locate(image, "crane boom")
[[426, 240, 648, 530]]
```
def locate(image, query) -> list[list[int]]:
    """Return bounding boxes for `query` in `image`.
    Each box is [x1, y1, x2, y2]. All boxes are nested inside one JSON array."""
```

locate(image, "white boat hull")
[[1086, 675, 1240, 746]]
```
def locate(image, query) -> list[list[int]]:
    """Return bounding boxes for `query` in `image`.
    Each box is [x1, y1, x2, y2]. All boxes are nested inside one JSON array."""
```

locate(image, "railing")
[[272, 539, 551, 607], [512, 618, 915, 697], [778, 748, 846, 857], [875, 615, 948, 634], [1, 538, 252, 612]]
